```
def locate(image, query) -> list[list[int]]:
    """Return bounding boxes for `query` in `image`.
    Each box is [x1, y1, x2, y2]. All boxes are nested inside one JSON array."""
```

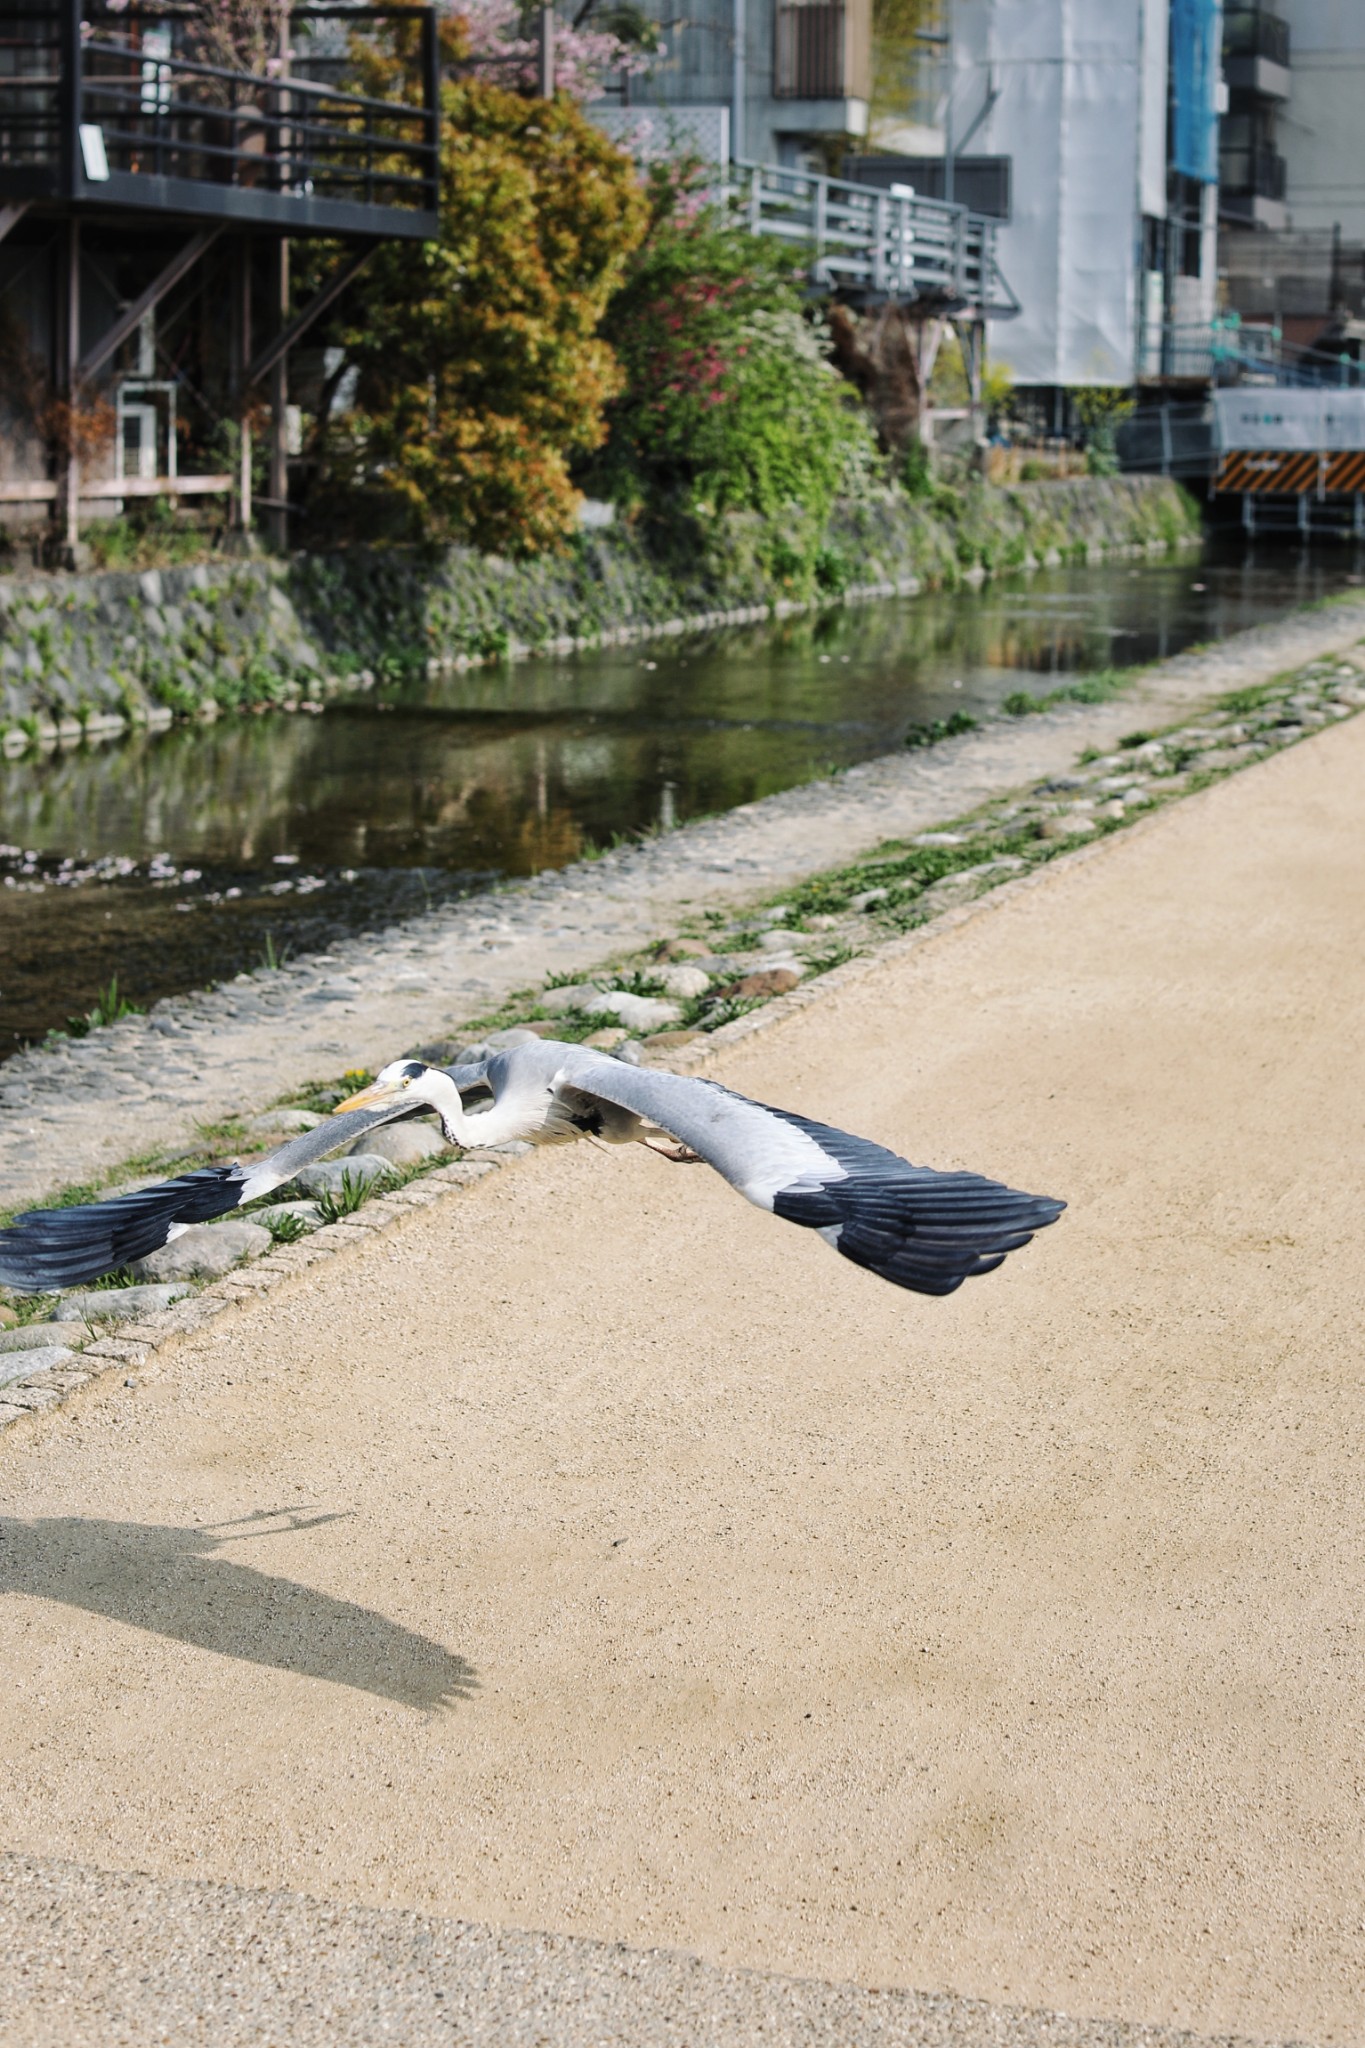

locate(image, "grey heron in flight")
[[0, 1040, 1063, 1297]]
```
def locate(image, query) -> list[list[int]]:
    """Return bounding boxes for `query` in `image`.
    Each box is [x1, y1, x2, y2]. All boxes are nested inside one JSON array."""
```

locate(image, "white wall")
[[1138, 0, 1169, 219], [955, 0, 1147, 387], [1276, 1, 1365, 238]]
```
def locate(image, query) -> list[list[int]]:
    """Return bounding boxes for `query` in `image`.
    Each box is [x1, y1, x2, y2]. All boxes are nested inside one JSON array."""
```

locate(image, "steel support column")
[[234, 239, 253, 532], [58, 219, 81, 554], [267, 238, 289, 550]]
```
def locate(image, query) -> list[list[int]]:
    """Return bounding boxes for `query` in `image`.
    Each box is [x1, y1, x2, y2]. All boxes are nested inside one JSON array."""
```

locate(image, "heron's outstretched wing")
[[0, 1100, 428, 1294], [553, 1046, 1064, 1298]]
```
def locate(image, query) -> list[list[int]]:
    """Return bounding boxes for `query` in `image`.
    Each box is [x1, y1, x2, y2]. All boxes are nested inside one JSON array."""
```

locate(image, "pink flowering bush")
[[590, 162, 880, 524]]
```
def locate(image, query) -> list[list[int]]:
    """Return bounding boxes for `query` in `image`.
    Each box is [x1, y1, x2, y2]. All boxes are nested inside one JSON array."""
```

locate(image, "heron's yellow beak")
[[333, 1079, 402, 1114]]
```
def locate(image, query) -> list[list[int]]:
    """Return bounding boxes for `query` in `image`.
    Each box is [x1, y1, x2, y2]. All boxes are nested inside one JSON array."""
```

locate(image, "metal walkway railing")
[[723, 158, 1019, 320], [1137, 320, 1365, 388]]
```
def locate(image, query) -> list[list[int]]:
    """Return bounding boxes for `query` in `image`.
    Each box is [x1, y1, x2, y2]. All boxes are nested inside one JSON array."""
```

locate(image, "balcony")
[[773, 0, 870, 103], [1224, 8, 1290, 67], [1223, 8, 1290, 102], [1219, 141, 1288, 230], [1220, 143, 1287, 201], [0, 2, 439, 238]]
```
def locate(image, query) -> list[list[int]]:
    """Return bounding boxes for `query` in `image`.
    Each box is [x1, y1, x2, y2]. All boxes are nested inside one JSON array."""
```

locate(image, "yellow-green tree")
[[334, 42, 646, 553]]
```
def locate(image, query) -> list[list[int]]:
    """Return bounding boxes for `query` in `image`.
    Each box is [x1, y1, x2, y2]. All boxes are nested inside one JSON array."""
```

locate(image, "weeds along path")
[[2, 594, 1365, 1211]]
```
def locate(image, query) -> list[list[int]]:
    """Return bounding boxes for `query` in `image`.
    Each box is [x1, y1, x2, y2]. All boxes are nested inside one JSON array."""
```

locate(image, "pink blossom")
[[446, 0, 652, 101]]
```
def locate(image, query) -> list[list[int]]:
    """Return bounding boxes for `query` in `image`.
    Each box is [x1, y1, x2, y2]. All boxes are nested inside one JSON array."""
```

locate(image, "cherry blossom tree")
[[451, 0, 657, 102]]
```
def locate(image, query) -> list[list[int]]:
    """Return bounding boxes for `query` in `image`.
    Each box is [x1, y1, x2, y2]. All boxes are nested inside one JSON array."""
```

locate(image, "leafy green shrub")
[[323, 25, 647, 554], [265, 1210, 309, 1245], [904, 709, 978, 747], [814, 546, 852, 596], [901, 436, 934, 499], [591, 167, 880, 527]]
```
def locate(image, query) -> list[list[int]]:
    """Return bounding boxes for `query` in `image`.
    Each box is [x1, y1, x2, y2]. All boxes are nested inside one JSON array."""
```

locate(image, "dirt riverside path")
[[1, 713, 1363, 2045]]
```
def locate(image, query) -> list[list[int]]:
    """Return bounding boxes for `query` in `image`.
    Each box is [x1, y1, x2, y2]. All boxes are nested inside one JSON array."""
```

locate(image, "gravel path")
[[0, 713, 1361, 2043], [2, 595, 1364, 1211], [0, 1854, 1310, 2048]]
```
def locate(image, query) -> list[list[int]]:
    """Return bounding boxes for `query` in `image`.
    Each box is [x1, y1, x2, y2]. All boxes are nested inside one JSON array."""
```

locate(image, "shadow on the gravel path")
[[0, 1508, 477, 1710]]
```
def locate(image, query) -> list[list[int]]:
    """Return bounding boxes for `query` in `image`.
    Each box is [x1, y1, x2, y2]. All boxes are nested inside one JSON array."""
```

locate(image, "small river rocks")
[[1, 595, 1364, 1231], [50, 1283, 192, 1324], [131, 1219, 273, 1283]]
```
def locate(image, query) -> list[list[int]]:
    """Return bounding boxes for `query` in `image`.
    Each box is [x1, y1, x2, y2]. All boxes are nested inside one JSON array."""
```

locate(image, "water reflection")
[[1, 538, 1361, 1054]]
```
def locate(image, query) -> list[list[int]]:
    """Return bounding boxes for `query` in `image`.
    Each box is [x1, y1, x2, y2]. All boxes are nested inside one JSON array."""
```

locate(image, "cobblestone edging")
[[0, 478, 1196, 750], [0, 1154, 510, 1431], [2, 593, 1364, 1217], [1, 634, 1361, 1440]]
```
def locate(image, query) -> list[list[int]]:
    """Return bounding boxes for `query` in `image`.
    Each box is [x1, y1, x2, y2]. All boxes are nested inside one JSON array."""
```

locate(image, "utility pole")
[[268, 239, 289, 552], [731, 0, 745, 161], [538, 4, 555, 97], [915, 27, 953, 205], [268, 3, 291, 551]]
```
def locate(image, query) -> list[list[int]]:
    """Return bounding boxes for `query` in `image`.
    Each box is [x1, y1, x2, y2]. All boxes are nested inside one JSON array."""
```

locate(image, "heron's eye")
[[402, 1076, 412, 1087]]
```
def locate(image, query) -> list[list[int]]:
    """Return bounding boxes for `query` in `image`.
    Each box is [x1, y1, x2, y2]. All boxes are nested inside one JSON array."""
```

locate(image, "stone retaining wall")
[[0, 478, 1199, 753]]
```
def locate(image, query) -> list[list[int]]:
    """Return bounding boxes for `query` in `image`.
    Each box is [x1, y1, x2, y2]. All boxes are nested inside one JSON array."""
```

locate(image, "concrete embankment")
[[0, 590, 1361, 1213], [0, 478, 1197, 751]]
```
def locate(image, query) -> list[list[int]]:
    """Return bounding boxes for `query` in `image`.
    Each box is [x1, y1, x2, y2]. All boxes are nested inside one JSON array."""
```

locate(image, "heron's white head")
[[333, 1059, 463, 1135]]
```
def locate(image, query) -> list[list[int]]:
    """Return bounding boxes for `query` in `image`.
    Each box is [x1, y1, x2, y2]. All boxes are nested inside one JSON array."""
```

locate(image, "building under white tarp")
[[930, 0, 1222, 392]]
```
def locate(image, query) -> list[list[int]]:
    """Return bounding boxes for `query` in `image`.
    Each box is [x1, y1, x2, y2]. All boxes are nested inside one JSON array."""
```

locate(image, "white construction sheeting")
[[953, 0, 1146, 386], [1214, 388, 1365, 451], [1138, 0, 1170, 219]]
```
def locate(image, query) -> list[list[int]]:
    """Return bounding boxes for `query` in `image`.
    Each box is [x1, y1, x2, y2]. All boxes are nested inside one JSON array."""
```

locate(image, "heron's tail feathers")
[[0, 1167, 245, 1294]]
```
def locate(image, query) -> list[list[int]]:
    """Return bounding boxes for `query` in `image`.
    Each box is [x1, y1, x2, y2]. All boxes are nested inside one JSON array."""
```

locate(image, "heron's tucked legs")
[[641, 1137, 702, 1164]]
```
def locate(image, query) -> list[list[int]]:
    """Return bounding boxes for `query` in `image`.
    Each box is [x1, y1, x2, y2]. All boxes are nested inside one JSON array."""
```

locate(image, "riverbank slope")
[[1, 590, 1362, 1211], [0, 478, 1197, 749]]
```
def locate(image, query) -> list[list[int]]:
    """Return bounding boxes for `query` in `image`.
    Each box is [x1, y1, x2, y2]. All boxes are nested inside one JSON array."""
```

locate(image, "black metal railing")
[[1219, 142, 1288, 200], [0, 2, 438, 229], [0, 11, 64, 168], [1223, 8, 1290, 68]]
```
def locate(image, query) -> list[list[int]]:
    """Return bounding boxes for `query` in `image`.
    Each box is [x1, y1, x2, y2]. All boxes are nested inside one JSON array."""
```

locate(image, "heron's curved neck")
[[426, 1073, 530, 1150]]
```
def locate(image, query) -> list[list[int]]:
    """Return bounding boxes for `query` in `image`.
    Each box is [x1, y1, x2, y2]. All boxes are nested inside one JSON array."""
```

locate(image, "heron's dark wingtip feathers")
[[0, 1166, 245, 1292], [768, 1107, 1064, 1298]]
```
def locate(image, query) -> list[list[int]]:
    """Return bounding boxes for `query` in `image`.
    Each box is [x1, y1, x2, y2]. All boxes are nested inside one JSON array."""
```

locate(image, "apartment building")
[[1275, 1, 1365, 240], [590, 0, 872, 170], [1218, 6, 1365, 353]]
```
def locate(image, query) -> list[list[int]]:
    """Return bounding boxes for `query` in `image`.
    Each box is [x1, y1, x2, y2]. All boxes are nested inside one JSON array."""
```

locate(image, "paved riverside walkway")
[[2, 595, 1365, 1210], [1, 710, 1362, 2044]]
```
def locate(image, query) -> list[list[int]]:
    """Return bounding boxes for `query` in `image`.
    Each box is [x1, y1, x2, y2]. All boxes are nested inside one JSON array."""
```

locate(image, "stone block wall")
[[0, 478, 1201, 752]]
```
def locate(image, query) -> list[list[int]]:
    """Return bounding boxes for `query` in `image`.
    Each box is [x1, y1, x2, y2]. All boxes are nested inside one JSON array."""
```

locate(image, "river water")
[[2, 536, 1362, 1056]]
